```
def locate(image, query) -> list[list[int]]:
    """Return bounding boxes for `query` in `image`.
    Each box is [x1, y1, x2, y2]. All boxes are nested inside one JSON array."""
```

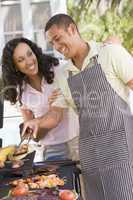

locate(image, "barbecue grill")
[[0, 153, 82, 199]]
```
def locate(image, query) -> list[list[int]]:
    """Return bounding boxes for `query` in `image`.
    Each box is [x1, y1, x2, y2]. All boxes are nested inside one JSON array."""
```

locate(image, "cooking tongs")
[[18, 123, 33, 147]]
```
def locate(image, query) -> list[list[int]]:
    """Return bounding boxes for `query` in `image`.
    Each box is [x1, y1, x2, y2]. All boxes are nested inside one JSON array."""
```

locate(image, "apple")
[[59, 190, 76, 200]]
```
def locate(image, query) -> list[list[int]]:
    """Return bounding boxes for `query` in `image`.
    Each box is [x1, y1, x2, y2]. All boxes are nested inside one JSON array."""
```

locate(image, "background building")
[[0, 0, 67, 59]]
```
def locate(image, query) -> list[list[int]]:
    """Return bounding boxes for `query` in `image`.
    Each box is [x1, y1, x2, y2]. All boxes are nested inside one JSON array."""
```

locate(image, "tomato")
[[11, 184, 29, 197], [59, 190, 76, 200]]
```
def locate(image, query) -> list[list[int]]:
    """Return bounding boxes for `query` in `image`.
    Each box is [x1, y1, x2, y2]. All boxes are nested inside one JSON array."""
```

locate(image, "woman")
[[2, 37, 79, 161]]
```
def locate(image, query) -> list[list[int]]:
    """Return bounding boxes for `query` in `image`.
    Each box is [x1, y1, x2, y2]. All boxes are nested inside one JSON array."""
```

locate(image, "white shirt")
[[21, 77, 79, 146], [52, 41, 133, 110]]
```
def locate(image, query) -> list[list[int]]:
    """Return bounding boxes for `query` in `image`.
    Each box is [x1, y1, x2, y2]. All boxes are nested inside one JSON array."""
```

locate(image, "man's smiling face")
[[46, 24, 78, 59]]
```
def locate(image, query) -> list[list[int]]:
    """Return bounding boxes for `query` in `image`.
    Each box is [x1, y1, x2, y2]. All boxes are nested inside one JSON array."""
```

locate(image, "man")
[[44, 14, 133, 200], [22, 13, 133, 199]]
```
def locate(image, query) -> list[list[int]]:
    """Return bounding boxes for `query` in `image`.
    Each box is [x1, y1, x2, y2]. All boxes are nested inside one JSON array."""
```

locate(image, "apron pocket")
[[79, 129, 129, 172]]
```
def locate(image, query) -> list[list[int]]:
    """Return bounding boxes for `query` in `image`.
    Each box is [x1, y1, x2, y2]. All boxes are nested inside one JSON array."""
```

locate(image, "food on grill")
[[10, 174, 65, 189], [59, 190, 77, 200], [3, 188, 60, 200], [11, 184, 29, 197], [3, 189, 77, 200], [13, 144, 28, 156], [0, 144, 30, 168], [10, 179, 24, 186], [37, 188, 59, 200], [0, 145, 16, 168], [7, 176, 65, 199], [12, 160, 24, 169]]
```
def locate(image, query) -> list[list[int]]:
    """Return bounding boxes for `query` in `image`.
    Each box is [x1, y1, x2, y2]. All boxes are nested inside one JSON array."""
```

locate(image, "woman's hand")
[[20, 106, 34, 121], [21, 118, 40, 141]]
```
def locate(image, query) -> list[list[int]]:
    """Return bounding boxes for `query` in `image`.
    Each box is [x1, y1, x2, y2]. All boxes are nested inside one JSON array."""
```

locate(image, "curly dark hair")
[[2, 37, 59, 104]]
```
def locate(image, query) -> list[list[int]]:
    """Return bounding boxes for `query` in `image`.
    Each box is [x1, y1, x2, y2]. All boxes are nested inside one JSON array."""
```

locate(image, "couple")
[[2, 14, 133, 200]]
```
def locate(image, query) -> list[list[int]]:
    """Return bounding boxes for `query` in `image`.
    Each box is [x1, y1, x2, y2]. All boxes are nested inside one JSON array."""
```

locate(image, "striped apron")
[[68, 56, 133, 200]]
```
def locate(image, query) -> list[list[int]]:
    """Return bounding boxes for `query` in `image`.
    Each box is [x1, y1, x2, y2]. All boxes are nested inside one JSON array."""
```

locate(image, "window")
[[0, 0, 20, 5], [2, 1, 23, 43], [31, 0, 53, 53]]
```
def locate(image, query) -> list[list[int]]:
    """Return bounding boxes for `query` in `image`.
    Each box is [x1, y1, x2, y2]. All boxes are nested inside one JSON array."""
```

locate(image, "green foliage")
[[67, 0, 133, 54]]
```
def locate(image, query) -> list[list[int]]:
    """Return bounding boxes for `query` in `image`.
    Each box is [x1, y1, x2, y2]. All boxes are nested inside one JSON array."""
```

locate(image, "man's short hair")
[[45, 13, 78, 32]]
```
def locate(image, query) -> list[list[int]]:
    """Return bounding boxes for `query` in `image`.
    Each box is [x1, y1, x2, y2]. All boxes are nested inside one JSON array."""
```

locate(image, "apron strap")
[[68, 71, 73, 78], [88, 54, 99, 68], [68, 55, 98, 78]]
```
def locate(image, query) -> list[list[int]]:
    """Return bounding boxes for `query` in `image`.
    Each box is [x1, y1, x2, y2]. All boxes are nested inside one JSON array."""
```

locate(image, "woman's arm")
[[20, 105, 34, 122], [21, 106, 64, 141]]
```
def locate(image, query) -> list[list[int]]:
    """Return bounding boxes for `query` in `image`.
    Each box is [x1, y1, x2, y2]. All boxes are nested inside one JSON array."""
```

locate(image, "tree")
[[67, 0, 133, 54]]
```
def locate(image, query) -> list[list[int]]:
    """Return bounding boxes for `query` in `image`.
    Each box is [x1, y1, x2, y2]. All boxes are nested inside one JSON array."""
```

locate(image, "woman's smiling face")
[[13, 42, 39, 77]]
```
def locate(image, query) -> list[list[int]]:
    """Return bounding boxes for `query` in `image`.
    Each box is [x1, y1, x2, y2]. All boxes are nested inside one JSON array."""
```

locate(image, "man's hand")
[[48, 89, 61, 106]]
